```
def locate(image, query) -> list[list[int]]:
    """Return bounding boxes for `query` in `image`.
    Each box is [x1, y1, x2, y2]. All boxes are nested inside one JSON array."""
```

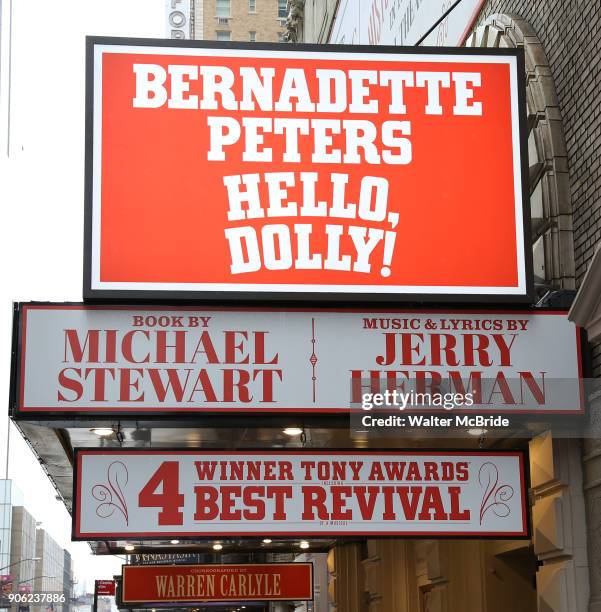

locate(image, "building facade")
[[0, 482, 37, 602], [34, 529, 64, 608], [0, 481, 73, 609], [0, 481, 18, 585], [62, 549, 73, 611], [0, 480, 22, 610], [190, 0, 288, 42], [284, 0, 337, 43], [9, 506, 37, 593]]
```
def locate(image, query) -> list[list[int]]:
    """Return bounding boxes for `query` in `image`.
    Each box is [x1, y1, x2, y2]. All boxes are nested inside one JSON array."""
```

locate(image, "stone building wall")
[[472, 4, 601, 610], [476, 0, 601, 374]]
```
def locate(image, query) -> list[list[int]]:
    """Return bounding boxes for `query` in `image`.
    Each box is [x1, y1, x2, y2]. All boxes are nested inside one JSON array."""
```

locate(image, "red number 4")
[[138, 461, 184, 525]]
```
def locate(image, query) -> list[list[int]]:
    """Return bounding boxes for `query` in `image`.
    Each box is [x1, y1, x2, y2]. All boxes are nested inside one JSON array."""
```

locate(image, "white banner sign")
[[73, 449, 528, 538], [330, 0, 484, 46], [165, 0, 192, 39], [13, 304, 584, 415]]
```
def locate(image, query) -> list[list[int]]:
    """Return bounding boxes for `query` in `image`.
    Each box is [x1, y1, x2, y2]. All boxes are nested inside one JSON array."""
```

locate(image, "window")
[[216, 30, 231, 41], [248, 0, 256, 13], [278, 0, 287, 18], [278, 31, 285, 42], [249, 31, 257, 42], [216, 0, 230, 18]]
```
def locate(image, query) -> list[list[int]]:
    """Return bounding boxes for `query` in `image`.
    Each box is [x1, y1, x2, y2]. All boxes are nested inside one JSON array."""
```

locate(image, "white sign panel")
[[330, 0, 484, 46], [73, 449, 528, 538], [14, 304, 584, 415], [165, 0, 192, 39]]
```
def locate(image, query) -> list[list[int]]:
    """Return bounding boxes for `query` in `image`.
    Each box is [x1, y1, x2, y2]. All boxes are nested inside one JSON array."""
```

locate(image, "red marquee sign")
[[121, 563, 313, 603], [95, 580, 116, 596], [84, 38, 531, 302]]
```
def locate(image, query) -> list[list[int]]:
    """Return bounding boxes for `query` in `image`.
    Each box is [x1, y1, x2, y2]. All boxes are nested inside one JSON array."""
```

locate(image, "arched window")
[[466, 14, 575, 299]]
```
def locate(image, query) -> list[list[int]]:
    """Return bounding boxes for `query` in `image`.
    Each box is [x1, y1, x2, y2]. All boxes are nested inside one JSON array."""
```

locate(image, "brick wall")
[[201, 0, 285, 42], [476, 1, 601, 376], [477, 0, 601, 286]]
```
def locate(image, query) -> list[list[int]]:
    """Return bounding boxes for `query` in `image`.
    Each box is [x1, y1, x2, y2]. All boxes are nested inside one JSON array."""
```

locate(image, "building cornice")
[[568, 243, 601, 341]]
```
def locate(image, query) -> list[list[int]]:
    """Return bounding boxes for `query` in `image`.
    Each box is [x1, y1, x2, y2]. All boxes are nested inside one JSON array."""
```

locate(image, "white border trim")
[[91, 46, 104, 291], [90, 45, 526, 295]]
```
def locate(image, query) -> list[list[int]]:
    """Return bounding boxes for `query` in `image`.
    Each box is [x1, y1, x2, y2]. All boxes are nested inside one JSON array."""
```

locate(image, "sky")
[[0, 0, 164, 595]]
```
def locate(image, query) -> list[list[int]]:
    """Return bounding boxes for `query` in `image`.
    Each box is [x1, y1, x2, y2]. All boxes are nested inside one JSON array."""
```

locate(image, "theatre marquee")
[[11, 304, 584, 417], [120, 563, 313, 604], [84, 37, 531, 303], [73, 449, 529, 539]]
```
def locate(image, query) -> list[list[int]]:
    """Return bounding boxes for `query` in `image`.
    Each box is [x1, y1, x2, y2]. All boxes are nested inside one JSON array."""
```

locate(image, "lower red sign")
[[95, 579, 116, 596], [121, 563, 313, 603]]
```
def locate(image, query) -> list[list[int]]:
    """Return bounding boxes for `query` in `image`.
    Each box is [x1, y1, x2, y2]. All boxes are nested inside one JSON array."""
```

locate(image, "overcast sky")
[[0, 0, 164, 595]]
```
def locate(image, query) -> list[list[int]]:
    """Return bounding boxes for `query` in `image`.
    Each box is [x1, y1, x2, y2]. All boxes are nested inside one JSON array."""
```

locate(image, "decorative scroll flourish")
[[92, 461, 129, 525], [310, 318, 318, 402], [479, 462, 514, 525]]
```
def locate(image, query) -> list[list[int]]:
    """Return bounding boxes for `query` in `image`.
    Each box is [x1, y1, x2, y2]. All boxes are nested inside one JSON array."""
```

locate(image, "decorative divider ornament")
[[479, 462, 515, 525], [92, 461, 129, 525]]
